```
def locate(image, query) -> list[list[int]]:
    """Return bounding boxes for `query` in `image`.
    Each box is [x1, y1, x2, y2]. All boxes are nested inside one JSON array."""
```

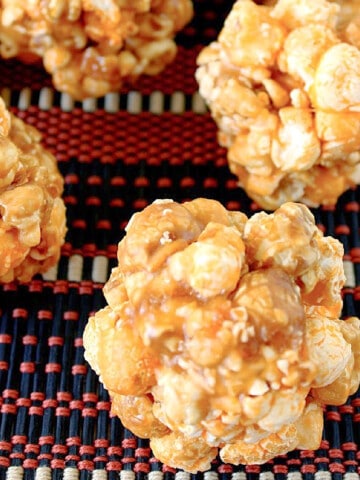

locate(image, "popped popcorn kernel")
[[0, 98, 66, 283], [220, 424, 299, 465], [0, 0, 193, 100], [196, 0, 360, 209], [83, 199, 360, 471], [111, 393, 170, 439], [218, 0, 287, 68], [150, 431, 217, 473]]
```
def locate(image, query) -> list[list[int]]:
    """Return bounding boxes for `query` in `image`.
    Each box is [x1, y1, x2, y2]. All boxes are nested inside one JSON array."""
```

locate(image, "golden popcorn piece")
[[220, 424, 299, 466], [83, 199, 360, 471], [306, 315, 353, 389], [150, 431, 218, 474], [111, 394, 170, 439], [0, 0, 193, 100], [310, 316, 360, 404], [0, 98, 66, 283], [220, 399, 324, 464], [218, 0, 287, 68], [310, 42, 360, 111], [271, 0, 340, 29], [325, 0, 360, 48], [243, 202, 345, 317], [83, 305, 159, 396], [196, 0, 360, 209]]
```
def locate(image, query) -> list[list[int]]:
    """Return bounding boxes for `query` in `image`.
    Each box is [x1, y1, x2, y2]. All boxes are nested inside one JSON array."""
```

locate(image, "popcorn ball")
[[83, 198, 360, 472], [0, 0, 193, 100], [0, 98, 66, 282], [196, 0, 360, 210]]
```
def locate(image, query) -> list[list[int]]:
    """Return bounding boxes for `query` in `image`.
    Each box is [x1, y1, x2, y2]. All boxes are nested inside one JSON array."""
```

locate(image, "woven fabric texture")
[[0, 1, 360, 479]]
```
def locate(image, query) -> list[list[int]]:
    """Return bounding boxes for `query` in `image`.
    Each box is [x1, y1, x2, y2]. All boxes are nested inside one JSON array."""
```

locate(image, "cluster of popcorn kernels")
[[83, 198, 360, 472], [0, 0, 193, 100], [0, 98, 66, 282], [0, 0, 358, 473], [196, 0, 360, 210]]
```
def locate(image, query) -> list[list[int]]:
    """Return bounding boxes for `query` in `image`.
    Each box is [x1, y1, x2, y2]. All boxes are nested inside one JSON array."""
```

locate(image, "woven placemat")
[[0, 1, 359, 478]]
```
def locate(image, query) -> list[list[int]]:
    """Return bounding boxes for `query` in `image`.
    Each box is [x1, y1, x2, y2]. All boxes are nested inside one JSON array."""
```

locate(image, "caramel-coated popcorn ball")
[[83, 198, 360, 472], [0, 0, 193, 100], [0, 98, 66, 282], [196, 0, 360, 209]]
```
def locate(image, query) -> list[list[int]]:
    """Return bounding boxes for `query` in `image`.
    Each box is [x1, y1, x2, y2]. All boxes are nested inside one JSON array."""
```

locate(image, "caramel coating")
[[150, 431, 218, 473], [83, 198, 360, 471], [0, 98, 66, 283], [111, 394, 170, 439], [196, 0, 360, 209], [0, 0, 193, 100]]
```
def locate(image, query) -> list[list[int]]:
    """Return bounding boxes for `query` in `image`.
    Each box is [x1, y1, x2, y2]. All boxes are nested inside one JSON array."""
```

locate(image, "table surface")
[[0, 1, 360, 479]]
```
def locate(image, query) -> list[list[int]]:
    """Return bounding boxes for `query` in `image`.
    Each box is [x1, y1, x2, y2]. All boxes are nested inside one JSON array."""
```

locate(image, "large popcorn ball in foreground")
[[196, 0, 360, 210], [83, 198, 360, 472], [0, 0, 193, 100], [0, 98, 66, 282]]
